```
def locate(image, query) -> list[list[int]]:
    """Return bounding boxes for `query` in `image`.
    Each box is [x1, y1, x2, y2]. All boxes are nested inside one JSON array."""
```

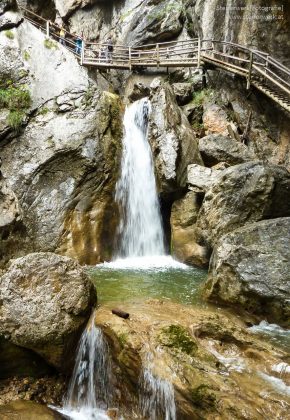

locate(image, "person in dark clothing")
[[107, 36, 113, 62], [75, 35, 83, 55]]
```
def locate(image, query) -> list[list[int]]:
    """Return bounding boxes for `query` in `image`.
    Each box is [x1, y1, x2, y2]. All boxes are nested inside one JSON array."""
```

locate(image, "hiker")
[[59, 26, 66, 46], [107, 36, 113, 62], [75, 35, 83, 55], [99, 46, 106, 62]]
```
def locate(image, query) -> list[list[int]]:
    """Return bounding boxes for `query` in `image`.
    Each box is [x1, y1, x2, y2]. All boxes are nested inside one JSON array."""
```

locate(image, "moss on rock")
[[159, 324, 198, 356]]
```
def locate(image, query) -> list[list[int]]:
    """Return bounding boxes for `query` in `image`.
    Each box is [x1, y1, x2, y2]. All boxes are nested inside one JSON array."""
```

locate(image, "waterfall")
[[139, 366, 176, 420], [59, 314, 112, 420], [115, 98, 165, 258]]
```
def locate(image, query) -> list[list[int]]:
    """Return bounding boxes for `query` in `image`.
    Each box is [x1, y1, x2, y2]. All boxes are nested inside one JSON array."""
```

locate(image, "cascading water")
[[115, 98, 165, 258], [58, 314, 112, 420], [139, 354, 176, 420]]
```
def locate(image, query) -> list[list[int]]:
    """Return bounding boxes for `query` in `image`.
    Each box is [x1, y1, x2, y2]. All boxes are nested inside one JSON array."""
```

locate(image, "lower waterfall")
[[57, 314, 112, 420]]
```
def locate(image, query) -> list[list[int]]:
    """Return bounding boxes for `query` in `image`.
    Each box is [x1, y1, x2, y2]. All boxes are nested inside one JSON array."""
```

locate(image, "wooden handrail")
[[16, 2, 290, 112]]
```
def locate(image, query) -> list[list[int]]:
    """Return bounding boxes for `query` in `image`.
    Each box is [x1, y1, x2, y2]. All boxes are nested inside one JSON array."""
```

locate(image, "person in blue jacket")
[[75, 35, 83, 55]]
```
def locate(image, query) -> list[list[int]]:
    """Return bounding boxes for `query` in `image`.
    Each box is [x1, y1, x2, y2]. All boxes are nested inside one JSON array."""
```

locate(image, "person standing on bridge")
[[75, 34, 83, 55], [107, 36, 113, 62], [59, 26, 66, 46]]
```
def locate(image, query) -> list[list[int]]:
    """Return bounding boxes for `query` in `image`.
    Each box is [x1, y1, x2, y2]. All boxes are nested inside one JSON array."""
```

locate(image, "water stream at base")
[[57, 314, 112, 420]]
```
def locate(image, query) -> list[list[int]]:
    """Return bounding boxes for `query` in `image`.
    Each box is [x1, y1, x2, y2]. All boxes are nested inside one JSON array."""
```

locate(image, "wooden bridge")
[[19, 6, 290, 113]]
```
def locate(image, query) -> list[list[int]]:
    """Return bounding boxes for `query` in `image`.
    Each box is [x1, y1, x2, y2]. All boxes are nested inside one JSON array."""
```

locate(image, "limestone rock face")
[[196, 161, 290, 247], [0, 253, 96, 370], [172, 83, 194, 106], [0, 0, 16, 16], [187, 163, 223, 192], [199, 134, 256, 167], [125, 0, 184, 45], [205, 218, 290, 326], [148, 79, 203, 193], [0, 14, 123, 266], [0, 172, 21, 230], [170, 191, 208, 267], [194, 0, 290, 66]]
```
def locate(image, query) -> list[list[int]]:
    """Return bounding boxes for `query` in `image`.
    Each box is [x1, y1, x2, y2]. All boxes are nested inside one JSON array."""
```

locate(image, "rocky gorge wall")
[[1, 0, 289, 322], [0, 0, 290, 416]]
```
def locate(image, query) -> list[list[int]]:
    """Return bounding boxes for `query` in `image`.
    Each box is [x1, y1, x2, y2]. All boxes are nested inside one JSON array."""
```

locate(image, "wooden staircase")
[[18, 5, 290, 114]]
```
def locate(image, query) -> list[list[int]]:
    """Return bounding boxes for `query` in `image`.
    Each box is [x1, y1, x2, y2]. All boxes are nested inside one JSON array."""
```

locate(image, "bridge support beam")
[[247, 51, 253, 90]]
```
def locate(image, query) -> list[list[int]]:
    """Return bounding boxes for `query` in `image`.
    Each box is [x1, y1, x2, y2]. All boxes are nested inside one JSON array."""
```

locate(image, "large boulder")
[[0, 252, 96, 370], [187, 163, 225, 192], [196, 161, 290, 247], [148, 79, 203, 193], [204, 218, 290, 326], [170, 191, 209, 266], [199, 134, 256, 167]]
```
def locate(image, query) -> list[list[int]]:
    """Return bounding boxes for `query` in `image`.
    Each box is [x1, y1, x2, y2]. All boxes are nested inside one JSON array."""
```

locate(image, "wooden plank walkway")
[[19, 5, 290, 113]]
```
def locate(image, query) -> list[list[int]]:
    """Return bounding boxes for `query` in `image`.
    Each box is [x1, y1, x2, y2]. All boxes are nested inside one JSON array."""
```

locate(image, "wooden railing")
[[18, 4, 290, 111]]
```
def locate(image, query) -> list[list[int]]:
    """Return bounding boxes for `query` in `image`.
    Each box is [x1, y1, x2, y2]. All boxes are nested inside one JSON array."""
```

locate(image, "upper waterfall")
[[115, 98, 165, 258]]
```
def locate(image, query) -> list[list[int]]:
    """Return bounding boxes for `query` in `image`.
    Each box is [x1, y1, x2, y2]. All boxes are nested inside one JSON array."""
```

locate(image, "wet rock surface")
[[205, 218, 290, 327], [0, 376, 66, 408], [96, 299, 290, 420], [0, 252, 96, 370], [0, 400, 63, 419]]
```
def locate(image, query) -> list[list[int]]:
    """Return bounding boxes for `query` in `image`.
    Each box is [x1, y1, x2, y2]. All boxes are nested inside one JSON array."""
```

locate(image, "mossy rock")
[[159, 324, 198, 356], [190, 384, 217, 409]]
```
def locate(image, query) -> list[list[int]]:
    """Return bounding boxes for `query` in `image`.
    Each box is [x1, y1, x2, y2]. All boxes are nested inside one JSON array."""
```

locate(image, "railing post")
[[265, 54, 269, 73], [81, 40, 85, 65], [247, 51, 253, 90], [197, 37, 201, 68], [156, 43, 160, 68], [129, 46, 132, 71], [46, 20, 50, 37]]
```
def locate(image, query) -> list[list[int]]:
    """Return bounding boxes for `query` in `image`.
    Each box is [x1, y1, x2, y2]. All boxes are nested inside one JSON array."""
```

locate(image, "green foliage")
[[39, 107, 49, 115], [5, 30, 14, 39], [160, 324, 198, 356], [0, 86, 31, 110], [118, 332, 128, 348], [0, 84, 31, 132], [44, 38, 58, 49], [190, 384, 216, 409], [191, 88, 213, 106], [23, 50, 30, 61], [7, 110, 25, 132]]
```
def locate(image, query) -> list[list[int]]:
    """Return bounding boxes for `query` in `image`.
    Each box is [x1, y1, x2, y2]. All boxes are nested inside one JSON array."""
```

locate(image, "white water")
[[59, 314, 112, 420], [115, 98, 165, 258], [99, 255, 188, 271], [139, 354, 176, 420]]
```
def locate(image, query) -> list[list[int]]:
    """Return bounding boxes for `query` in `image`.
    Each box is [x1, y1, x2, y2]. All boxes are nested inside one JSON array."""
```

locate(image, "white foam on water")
[[98, 255, 189, 271], [206, 341, 246, 373], [259, 372, 290, 396], [272, 363, 290, 375], [54, 406, 110, 420], [248, 321, 290, 335]]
